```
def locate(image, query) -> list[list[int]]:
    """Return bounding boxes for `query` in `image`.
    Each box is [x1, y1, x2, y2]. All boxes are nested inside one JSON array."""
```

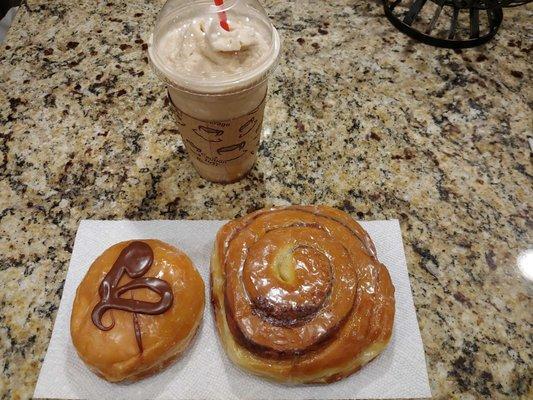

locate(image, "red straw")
[[213, 0, 230, 31]]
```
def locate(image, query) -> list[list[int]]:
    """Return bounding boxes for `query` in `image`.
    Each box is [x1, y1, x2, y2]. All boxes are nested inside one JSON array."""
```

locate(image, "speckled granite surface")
[[0, 0, 532, 399]]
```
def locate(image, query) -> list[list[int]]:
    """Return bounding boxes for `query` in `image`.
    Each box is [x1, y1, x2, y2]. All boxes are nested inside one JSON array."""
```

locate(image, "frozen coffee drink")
[[148, 0, 281, 183]]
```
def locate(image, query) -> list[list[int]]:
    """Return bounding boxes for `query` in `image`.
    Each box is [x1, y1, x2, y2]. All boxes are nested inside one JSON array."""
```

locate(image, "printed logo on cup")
[[169, 95, 265, 168]]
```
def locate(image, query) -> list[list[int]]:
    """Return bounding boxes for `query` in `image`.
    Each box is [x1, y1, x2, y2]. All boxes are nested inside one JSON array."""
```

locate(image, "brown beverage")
[[148, 0, 280, 183]]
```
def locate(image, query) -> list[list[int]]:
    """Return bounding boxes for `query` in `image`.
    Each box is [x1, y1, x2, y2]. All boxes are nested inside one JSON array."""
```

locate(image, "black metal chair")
[[383, 0, 531, 48]]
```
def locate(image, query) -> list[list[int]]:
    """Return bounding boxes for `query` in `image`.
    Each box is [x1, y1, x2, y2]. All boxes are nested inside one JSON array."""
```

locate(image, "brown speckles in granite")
[[0, 0, 532, 399], [510, 70, 524, 79], [66, 41, 79, 50]]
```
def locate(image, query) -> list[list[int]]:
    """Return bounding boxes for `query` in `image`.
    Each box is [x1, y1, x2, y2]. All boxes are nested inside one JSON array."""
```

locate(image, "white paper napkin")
[[34, 219, 431, 399]]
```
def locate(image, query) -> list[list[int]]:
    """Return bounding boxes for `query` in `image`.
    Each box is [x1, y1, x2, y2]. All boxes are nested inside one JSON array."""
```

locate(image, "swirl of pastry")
[[211, 205, 395, 384]]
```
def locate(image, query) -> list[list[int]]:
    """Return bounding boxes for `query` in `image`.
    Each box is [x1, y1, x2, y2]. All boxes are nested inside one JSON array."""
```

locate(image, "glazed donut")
[[211, 205, 395, 384], [71, 239, 205, 382]]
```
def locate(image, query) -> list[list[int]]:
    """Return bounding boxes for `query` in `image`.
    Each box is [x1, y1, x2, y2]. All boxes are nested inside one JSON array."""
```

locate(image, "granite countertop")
[[1, 0, 532, 399]]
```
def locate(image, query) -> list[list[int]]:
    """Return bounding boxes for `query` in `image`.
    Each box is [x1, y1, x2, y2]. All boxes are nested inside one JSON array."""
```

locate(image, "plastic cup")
[[148, 0, 281, 183]]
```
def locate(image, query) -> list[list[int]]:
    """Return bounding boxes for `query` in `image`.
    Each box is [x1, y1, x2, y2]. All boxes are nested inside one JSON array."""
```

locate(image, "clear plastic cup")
[[148, 0, 281, 183]]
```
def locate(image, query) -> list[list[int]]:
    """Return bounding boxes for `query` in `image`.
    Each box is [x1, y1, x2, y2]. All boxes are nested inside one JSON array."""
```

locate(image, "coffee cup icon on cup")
[[194, 126, 224, 142]]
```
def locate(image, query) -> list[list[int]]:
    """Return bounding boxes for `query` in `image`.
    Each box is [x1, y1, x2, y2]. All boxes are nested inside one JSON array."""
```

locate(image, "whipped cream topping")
[[158, 15, 270, 78]]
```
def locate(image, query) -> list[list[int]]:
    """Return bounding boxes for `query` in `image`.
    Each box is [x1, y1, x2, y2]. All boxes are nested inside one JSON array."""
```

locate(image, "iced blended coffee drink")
[[148, 0, 280, 182]]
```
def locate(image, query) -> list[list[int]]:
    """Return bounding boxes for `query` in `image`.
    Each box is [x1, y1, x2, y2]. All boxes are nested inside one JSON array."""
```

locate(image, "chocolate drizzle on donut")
[[91, 241, 174, 353], [132, 311, 143, 353]]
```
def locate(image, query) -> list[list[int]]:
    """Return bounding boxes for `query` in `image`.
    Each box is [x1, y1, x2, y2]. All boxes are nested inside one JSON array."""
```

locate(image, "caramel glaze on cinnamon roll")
[[211, 205, 395, 384]]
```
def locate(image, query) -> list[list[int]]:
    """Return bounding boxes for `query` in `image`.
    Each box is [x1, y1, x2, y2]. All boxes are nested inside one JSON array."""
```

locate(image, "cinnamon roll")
[[211, 205, 395, 384], [71, 240, 205, 382]]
